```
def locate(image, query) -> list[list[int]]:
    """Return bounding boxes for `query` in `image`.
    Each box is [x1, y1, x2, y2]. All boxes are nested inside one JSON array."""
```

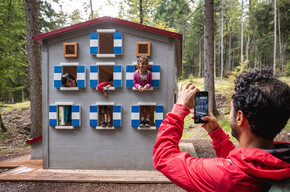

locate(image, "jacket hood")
[[228, 142, 290, 180]]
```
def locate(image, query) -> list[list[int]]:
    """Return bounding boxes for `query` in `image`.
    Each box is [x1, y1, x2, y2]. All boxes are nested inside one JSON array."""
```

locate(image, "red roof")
[[33, 16, 182, 40], [26, 136, 42, 144]]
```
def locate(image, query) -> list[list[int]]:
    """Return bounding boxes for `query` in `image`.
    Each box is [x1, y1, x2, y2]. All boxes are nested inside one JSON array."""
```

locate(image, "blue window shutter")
[[131, 105, 140, 127], [90, 65, 98, 87], [90, 32, 99, 54], [54, 66, 62, 87], [90, 105, 98, 127], [155, 105, 163, 127], [71, 105, 81, 126], [113, 65, 122, 87], [49, 105, 57, 126], [113, 105, 121, 127], [126, 65, 135, 87], [113, 32, 122, 54], [77, 66, 86, 87], [152, 65, 160, 87]]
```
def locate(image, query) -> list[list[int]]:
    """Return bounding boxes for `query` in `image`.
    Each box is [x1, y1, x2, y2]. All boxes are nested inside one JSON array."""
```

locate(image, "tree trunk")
[[240, 0, 244, 66], [22, 88, 25, 102], [199, 41, 201, 78], [220, 0, 224, 80], [204, 0, 216, 114], [139, 0, 143, 24], [90, 0, 93, 19], [246, 34, 250, 64], [214, 39, 216, 80], [278, 5, 284, 73], [228, 19, 232, 71], [0, 114, 7, 133], [254, 36, 258, 68], [273, 0, 277, 75], [11, 95, 14, 104], [25, 0, 42, 138]]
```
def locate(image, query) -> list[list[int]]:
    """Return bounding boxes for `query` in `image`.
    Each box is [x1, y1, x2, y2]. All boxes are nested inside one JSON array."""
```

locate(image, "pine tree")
[[204, 0, 216, 113], [25, 0, 42, 138]]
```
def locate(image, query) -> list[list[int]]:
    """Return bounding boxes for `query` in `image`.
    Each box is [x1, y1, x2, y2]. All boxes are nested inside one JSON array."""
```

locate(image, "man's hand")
[[176, 82, 199, 109], [199, 111, 220, 133], [105, 84, 112, 88]]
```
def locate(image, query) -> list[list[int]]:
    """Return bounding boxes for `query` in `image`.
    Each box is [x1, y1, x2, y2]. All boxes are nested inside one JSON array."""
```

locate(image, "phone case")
[[194, 91, 208, 124]]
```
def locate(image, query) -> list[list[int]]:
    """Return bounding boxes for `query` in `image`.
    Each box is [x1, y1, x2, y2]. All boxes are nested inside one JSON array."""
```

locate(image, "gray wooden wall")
[[42, 22, 177, 170]]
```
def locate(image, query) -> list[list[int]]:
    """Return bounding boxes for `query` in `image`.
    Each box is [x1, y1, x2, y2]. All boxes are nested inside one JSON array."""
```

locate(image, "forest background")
[[0, 0, 289, 105]]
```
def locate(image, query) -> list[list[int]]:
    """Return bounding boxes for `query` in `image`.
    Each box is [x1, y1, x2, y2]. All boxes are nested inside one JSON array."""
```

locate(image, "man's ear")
[[236, 110, 249, 127]]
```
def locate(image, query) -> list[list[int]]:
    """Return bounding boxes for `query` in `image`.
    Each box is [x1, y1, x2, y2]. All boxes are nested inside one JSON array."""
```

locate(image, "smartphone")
[[194, 91, 209, 124]]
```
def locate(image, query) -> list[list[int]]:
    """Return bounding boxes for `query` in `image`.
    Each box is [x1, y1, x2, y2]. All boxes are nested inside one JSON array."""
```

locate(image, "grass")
[[284, 120, 290, 130], [1, 101, 30, 113], [0, 145, 30, 153], [178, 78, 204, 90], [218, 120, 237, 143], [279, 76, 290, 86], [182, 130, 196, 139], [0, 131, 4, 142]]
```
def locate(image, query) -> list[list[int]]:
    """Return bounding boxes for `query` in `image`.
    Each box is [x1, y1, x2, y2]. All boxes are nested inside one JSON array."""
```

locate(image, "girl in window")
[[133, 56, 152, 127]]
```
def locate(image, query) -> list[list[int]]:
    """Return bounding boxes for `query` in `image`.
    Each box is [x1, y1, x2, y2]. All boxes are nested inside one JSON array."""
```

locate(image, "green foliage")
[[119, 0, 162, 25], [228, 59, 248, 81], [215, 80, 234, 108], [68, 9, 84, 25], [285, 61, 290, 77], [38, 0, 68, 32], [154, 0, 192, 29], [0, 0, 28, 103], [0, 0, 64, 104]]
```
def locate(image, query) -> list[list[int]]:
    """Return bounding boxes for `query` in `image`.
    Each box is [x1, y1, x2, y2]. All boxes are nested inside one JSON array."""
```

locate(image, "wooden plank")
[[0, 155, 171, 183]]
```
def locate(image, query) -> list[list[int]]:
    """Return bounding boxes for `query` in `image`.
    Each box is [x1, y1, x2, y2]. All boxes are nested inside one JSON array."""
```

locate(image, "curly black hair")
[[232, 68, 290, 140], [61, 73, 75, 87]]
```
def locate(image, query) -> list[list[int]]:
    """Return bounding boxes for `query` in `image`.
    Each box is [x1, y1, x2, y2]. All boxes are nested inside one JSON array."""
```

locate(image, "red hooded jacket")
[[153, 104, 290, 192], [97, 81, 109, 92]]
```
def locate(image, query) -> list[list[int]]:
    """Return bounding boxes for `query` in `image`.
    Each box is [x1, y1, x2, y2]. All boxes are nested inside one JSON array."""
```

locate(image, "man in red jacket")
[[153, 69, 290, 192]]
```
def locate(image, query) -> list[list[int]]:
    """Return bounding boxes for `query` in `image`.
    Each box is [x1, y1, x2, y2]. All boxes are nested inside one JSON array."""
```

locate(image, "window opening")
[[136, 42, 151, 57], [63, 42, 78, 58], [139, 105, 155, 127], [99, 65, 114, 84], [58, 105, 72, 126], [99, 33, 114, 54], [62, 66, 77, 87], [98, 105, 113, 127]]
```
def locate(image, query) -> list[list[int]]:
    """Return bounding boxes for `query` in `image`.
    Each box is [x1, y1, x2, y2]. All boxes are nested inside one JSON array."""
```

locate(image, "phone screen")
[[194, 91, 208, 124]]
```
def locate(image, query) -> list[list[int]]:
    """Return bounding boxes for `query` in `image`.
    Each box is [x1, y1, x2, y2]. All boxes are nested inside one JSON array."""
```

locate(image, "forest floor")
[[0, 93, 289, 191]]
